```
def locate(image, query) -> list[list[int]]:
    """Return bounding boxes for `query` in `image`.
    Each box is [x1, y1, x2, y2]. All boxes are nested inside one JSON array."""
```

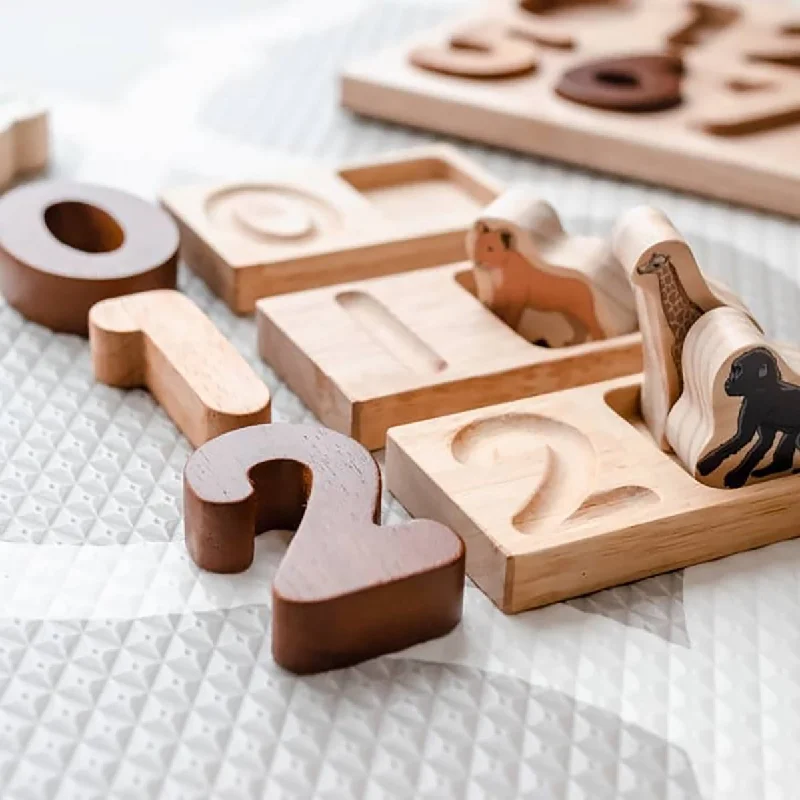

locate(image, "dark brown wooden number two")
[[184, 424, 466, 674]]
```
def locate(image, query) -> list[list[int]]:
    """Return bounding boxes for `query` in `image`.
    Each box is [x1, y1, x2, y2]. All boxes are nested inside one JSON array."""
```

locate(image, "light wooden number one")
[[89, 289, 271, 447]]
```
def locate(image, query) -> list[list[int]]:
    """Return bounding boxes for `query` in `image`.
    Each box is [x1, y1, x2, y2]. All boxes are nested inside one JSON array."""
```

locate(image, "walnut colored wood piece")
[[257, 261, 641, 450], [611, 205, 749, 449], [556, 54, 684, 112], [161, 146, 501, 313], [184, 423, 465, 674], [0, 181, 178, 335], [89, 290, 270, 447], [666, 306, 800, 489], [385, 362, 800, 614], [0, 94, 48, 189], [468, 186, 636, 346], [341, 0, 800, 219]]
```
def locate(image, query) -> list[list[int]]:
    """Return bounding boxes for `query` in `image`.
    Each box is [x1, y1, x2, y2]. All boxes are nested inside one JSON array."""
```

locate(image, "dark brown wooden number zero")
[[184, 423, 466, 675], [556, 54, 684, 113], [0, 181, 178, 335]]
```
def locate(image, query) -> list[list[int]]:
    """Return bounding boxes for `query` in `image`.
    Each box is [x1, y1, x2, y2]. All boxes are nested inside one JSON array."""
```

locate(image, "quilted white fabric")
[[1, 1, 800, 798]]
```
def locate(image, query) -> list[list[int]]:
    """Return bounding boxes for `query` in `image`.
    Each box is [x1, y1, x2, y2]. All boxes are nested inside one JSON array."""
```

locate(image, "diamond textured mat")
[[2, 1, 800, 798]]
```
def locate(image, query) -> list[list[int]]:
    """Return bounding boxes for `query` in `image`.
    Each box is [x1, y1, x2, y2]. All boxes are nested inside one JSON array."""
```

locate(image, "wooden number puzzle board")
[[162, 146, 501, 313], [257, 263, 641, 450], [386, 366, 800, 614], [342, 0, 800, 218]]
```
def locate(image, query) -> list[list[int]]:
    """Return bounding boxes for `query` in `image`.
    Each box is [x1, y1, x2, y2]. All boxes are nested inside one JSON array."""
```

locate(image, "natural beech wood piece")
[[468, 186, 636, 346], [385, 363, 800, 615], [611, 205, 750, 450], [0, 181, 178, 335], [667, 306, 800, 489], [160, 145, 501, 313], [89, 290, 270, 447], [257, 262, 641, 450], [184, 423, 465, 674], [0, 95, 48, 189], [341, 0, 800, 219]]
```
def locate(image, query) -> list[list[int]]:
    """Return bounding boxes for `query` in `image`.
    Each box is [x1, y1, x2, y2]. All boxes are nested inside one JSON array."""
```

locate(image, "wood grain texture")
[[257, 262, 641, 450], [341, 0, 800, 219], [468, 186, 636, 346], [611, 205, 749, 450], [667, 306, 800, 488], [184, 423, 465, 674], [0, 181, 178, 335], [385, 361, 800, 614], [161, 145, 501, 313], [89, 290, 270, 447], [0, 95, 48, 189]]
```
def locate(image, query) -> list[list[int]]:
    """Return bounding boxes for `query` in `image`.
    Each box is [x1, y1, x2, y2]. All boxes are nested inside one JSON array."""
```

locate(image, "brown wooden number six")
[[184, 423, 466, 674], [0, 181, 178, 335]]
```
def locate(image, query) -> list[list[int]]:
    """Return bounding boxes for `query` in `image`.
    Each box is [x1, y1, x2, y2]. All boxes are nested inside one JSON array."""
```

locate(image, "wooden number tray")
[[257, 262, 641, 449], [161, 145, 500, 313], [385, 369, 800, 614], [341, 0, 800, 218]]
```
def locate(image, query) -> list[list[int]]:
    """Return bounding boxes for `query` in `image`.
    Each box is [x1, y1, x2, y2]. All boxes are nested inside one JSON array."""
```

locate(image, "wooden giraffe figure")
[[612, 206, 754, 450], [635, 252, 703, 384]]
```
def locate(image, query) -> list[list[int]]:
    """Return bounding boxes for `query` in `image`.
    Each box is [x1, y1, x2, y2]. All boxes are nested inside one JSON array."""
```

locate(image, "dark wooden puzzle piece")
[[556, 54, 684, 112], [184, 423, 465, 674], [0, 181, 178, 335]]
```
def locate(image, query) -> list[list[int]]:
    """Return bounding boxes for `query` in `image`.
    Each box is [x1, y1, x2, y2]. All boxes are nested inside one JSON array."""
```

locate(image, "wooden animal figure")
[[0, 94, 48, 190], [89, 290, 271, 447], [667, 306, 800, 489], [184, 423, 465, 674], [467, 186, 637, 347], [612, 205, 753, 450]]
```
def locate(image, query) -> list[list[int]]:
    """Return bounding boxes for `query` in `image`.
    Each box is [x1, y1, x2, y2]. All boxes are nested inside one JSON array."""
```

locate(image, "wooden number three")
[[184, 423, 466, 674]]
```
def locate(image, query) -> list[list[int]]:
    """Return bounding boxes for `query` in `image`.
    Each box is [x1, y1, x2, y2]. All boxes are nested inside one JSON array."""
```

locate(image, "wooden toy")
[[385, 359, 800, 614], [341, 0, 800, 218], [0, 181, 178, 335], [257, 261, 641, 449], [468, 186, 636, 346], [160, 146, 501, 313], [0, 94, 48, 189], [612, 205, 751, 449], [184, 423, 465, 674], [667, 306, 800, 489], [89, 290, 270, 447]]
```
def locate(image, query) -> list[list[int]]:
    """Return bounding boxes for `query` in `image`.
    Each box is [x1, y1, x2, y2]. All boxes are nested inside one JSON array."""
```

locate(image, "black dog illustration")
[[697, 347, 800, 489]]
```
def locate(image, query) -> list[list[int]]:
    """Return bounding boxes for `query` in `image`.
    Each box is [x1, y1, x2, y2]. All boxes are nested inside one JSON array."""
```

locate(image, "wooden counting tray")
[[161, 145, 500, 313], [342, 0, 800, 218], [257, 261, 641, 449], [385, 366, 800, 614]]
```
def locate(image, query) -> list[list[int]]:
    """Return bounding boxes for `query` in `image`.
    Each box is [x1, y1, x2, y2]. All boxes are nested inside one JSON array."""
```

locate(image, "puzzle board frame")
[[257, 262, 642, 450], [385, 370, 800, 614], [341, 0, 800, 219]]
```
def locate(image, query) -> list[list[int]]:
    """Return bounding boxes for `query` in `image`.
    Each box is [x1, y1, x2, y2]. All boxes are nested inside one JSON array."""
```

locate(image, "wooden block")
[[667, 306, 800, 489], [611, 205, 749, 449], [0, 94, 48, 189], [341, 0, 800, 219], [184, 423, 465, 674], [468, 186, 636, 346], [385, 362, 800, 614], [161, 146, 501, 313], [89, 290, 270, 447], [257, 262, 641, 450], [0, 181, 178, 335]]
